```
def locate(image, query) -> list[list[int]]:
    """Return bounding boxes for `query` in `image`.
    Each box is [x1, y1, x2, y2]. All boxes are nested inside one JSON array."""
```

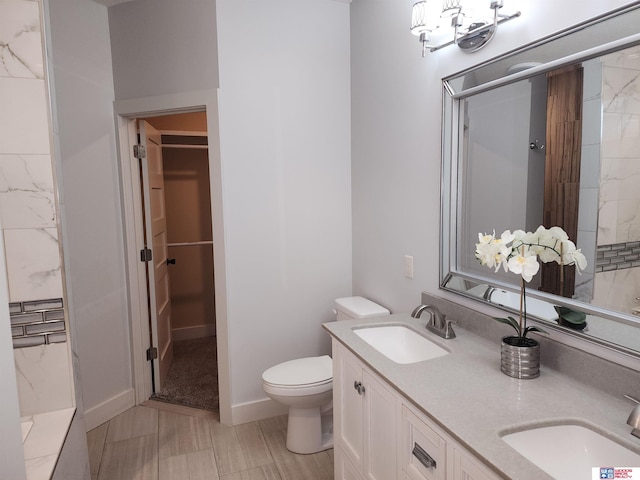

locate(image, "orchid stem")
[[559, 242, 564, 296], [519, 245, 525, 335], [519, 276, 525, 335]]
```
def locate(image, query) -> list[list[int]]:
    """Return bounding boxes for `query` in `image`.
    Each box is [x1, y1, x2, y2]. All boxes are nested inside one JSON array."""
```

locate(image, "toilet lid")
[[262, 355, 332, 387]]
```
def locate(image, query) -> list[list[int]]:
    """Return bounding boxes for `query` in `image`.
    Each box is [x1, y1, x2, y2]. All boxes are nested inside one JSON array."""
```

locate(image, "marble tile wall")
[[1, 0, 73, 414], [575, 58, 602, 303], [594, 45, 640, 314], [0, 0, 62, 302], [599, 45, 640, 245]]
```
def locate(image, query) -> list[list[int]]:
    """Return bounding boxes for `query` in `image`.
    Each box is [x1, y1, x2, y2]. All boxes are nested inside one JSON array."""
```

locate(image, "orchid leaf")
[[561, 310, 586, 323], [522, 326, 548, 338], [554, 306, 587, 324], [493, 316, 521, 335]]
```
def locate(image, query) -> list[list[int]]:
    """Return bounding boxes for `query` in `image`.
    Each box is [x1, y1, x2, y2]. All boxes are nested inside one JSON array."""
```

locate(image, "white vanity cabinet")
[[332, 339, 501, 480], [333, 339, 399, 480], [401, 402, 500, 480]]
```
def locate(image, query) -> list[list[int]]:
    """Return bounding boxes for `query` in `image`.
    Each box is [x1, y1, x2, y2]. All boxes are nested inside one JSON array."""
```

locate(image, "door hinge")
[[140, 248, 152, 262], [133, 144, 147, 159], [146, 347, 158, 361]]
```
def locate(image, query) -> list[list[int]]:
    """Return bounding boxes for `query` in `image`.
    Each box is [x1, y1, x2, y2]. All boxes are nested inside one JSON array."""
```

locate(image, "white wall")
[[461, 81, 534, 281], [105, 0, 351, 417], [108, 0, 219, 99], [216, 0, 352, 409], [46, 0, 133, 425], [350, 0, 637, 314]]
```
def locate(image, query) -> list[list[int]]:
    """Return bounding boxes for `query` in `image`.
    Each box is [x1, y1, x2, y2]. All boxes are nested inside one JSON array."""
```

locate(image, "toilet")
[[262, 296, 390, 454]]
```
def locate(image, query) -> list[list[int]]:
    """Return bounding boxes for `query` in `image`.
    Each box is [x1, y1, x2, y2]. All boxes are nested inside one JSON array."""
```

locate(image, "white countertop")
[[22, 407, 75, 480], [323, 313, 640, 480]]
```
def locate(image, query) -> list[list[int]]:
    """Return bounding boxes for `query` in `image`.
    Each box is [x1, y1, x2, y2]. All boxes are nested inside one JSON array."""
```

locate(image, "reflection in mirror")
[[441, 6, 640, 357], [446, 5, 640, 93]]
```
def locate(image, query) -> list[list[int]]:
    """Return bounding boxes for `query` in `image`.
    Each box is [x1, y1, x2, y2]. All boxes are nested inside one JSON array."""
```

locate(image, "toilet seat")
[[262, 355, 332, 396]]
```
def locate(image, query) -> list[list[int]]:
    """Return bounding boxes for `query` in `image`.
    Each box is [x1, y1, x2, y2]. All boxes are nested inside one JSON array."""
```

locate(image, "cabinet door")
[[363, 369, 398, 480], [333, 341, 365, 470], [336, 445, 365, 480], [451, 446, 500, 480]]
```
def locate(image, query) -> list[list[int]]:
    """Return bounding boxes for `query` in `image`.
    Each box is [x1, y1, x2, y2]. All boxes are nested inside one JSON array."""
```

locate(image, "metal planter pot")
[[501, 336, 540, 379]]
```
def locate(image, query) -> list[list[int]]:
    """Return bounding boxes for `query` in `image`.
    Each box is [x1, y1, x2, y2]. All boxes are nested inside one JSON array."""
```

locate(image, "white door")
[[139, 120, 173, 391]]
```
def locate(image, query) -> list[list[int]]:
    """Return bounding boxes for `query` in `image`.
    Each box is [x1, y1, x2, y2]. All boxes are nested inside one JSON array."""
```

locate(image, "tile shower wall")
[[0, 0, 73, 414], [575, 58, 602, 303], [593, 46, 640, 314]]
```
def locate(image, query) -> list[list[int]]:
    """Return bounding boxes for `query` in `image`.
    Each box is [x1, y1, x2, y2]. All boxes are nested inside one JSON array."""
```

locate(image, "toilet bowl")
[[262, 355, 333, 454], [262, 296, 390, 454]]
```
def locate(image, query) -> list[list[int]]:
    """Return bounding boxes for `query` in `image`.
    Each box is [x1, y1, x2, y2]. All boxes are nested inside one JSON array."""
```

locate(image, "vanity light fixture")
[[410, 0, 521, 56]]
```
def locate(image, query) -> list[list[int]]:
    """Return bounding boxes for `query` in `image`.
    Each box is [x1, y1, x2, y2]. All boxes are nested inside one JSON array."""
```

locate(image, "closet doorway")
[[141, 111, 218, 412]]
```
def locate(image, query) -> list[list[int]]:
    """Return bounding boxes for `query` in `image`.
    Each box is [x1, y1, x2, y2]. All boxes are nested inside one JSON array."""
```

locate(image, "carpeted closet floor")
[[152, 336, 218, 411]]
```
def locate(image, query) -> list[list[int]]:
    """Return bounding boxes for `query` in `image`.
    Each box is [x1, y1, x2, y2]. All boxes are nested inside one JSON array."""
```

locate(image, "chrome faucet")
[[626, 395, 640, 439], [411, 304, 456, 339]]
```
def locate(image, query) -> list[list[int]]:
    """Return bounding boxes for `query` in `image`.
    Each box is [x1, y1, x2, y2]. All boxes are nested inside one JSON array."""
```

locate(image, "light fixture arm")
[[412, 0, 521, 55], [451, 12, 463, 46]]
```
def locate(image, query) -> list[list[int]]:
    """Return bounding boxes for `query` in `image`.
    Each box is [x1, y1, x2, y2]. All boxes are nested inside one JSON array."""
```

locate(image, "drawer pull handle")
[[353, 381, 365, 395], [412, 442, 437, 469]]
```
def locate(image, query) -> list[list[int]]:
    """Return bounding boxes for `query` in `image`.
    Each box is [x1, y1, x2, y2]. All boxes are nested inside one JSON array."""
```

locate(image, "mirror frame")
[[440, 4, 640, 360]]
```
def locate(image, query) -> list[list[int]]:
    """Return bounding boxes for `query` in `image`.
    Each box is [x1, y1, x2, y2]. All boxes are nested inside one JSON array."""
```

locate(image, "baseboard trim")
[[231, 397, 288, 425], [84, 388, 135, 431], [172, 325, 216, 342]]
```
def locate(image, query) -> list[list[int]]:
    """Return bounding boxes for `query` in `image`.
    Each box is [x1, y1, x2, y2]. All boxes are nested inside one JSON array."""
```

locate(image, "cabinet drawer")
[[451, 445, 501, 480], [401, 406, 446, 480]]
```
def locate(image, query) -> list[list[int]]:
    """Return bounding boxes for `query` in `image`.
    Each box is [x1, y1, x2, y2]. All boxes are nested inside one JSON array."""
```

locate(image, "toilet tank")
[[333, 296, 390, 321]]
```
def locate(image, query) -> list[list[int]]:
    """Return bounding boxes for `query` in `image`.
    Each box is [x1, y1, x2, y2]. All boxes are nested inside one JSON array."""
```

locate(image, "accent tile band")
[[596, 241, 640, 273], [8, 298, 66, 348]]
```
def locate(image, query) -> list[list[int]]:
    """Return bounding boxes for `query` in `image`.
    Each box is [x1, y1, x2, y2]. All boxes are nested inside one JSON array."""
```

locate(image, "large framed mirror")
[[441, 4, 640, 358]]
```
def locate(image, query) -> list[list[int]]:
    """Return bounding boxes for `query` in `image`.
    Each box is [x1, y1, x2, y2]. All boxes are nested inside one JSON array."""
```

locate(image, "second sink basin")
[[353, 325, 449, 364], [502, 424, 640, 479]]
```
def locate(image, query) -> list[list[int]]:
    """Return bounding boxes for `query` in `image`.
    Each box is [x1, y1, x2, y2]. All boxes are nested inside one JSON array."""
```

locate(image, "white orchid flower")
[[512, 230, 536, 256], [476, 232, 512, 272], [507, 252, 540, 282], [499, 230, 515, 245], [477, 231, 495, 244], [559, 239, 577, 264], [476, 225, 586, 279], [548, 226, 569, 241], [527, 226, 560, 263], [567, 248, 588, 273], [511, 229, 528, 242], [475, 242, 494, 268]]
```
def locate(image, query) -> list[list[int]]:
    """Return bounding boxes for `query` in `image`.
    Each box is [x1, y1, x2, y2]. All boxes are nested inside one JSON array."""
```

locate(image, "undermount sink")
[[353, 325, 449, 364], [502, 424, 640, 479]]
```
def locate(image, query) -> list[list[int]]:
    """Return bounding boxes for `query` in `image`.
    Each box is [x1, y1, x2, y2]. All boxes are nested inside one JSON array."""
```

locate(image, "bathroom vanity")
[[331, 338, 497, 480], [324, 305, 640, 480]]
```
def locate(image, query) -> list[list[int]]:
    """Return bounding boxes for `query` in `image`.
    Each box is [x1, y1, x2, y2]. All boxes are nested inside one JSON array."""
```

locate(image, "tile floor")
[[87, 400, 334, 480]]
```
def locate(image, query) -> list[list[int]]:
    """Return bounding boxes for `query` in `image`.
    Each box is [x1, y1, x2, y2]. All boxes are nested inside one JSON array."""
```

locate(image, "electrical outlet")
[[404, 255, 414, 279]]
